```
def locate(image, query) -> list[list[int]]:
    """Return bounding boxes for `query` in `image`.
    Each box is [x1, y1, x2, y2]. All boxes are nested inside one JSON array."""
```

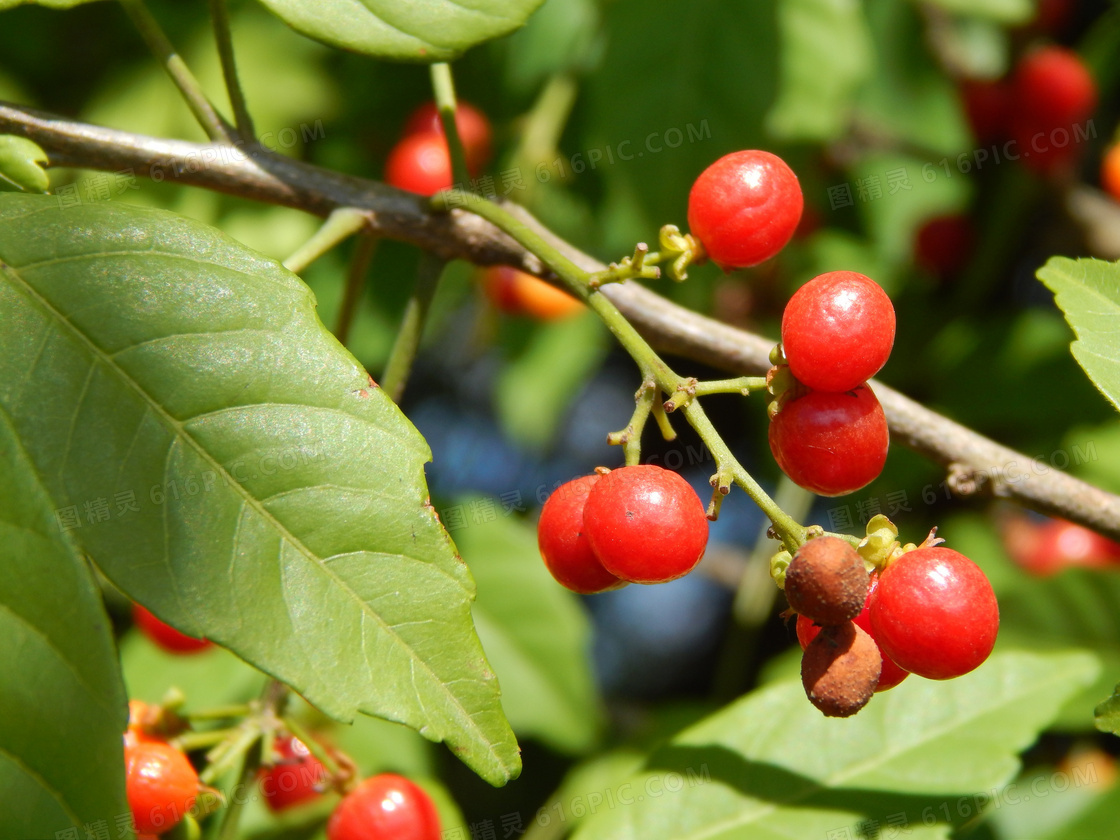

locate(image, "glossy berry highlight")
[[797, 573, 910, 692], [687, 150, 803, 270], [327, 773, 441, 840], [125, 739, 199, 834], [259, 735, 328, 812], [582, 465, 709, 584], [768, 384, 889, 496], [133, 604, 212, 654], [869, 547, 999, 680], [538, 474, 625, 594], [781, 270, 895, 393]]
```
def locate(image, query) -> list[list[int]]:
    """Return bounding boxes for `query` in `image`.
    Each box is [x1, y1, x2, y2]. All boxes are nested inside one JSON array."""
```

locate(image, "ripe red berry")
[[768, 384, 889, 497], [133, 604, 213, 654], [259, 735, 328, 812], [781, 271, 895, 393], [1005, 516, 1120, 577], [327, 773, 441, 840], [124, 740, 199, 834], [538, 474, 625, 594], [869, 547, 999, 680], [582, 465, 709, 584], [1101, 144, 1120, 202], [403, 101, 492, 173], [384, 132, 453, 196], [797, 573, 910, 692], [1010, 47, 1097, 173], [686, 150, 803, 270], [914, 214, 975, 277]]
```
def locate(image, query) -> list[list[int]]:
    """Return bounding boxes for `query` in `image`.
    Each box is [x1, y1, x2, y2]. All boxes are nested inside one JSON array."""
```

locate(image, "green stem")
[[118, 0, 233, 143], [282, 207, 368, 274], [187, 704, 252, 722], [335, 235, 378, 346], [199, 723, 260, 786], [175, 727, 237, 752], [381, 252, 445, 402], [429, 62, 471, 188], [692, 376, 768, 397], [433, 191, 809, 547], [514, 73, 579, 177], [212, 733, 262, 840], [607, 382, 657, 466], [208, 0, 255, 141]]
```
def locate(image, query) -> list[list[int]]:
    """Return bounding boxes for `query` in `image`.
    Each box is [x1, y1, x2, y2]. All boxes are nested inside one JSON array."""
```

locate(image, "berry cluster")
[[786, 535, 998, 717], [385, 101, 492, 196], [538, 465, 709, 593], [123, 701, 200, 835], [769, 271, 894, 496], [962, 45, 1097, 174]]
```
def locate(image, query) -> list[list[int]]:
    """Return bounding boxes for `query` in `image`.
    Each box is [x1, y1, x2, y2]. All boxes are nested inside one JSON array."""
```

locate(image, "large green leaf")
[[254, 0, 547, 62], [572, 651, 1098, 840], [0, 408, 129, 834], [0, 135, 49, 193], [1038, 257, 1120, 414], [0, 194, 519, 785], [924, 0, 1033, 24], [454, 501, 601, 753], [767, 0, 872, 142], [1095, 683, 1120, 736]]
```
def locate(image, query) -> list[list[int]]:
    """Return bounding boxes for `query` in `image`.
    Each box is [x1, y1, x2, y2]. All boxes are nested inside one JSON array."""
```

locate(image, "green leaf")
[[1094, 683, 1120, 735], [1037, 257, 1120, 414], [572, 651, 1098, 840], [767, 0, 872, 142], [0, 135, 49, 193], [495, 311, 609, 450], [924, 0, 1034, 24], [0, 194, 520, 785], [0, 405, 129, 832], [254, 0, 547, 62], [454, 503, 601, 753]]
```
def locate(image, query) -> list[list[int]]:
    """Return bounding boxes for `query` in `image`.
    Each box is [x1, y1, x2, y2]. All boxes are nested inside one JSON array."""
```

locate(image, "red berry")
[[124, 740, 199, 834], [796, 574, 910, 692], [686, 150, 803, 270], [582, 465, 709, 584], [914, 214, 975, 277], [1101, 144, 1120, 202], [133, 604, 213, 654], [768, 384, 889, 497], [781, 271, 895, 393], [327, 774, 441, 840], [869, 547, 999, 680], [385, 132, 453, 196], [1010, 47, 1097, 173], [1005, 516, 1120, 576], [538, 474, 625, 594], [961, 79, 1012, 145], [259, 735, 328, 812], [403, 101, 491, 173]]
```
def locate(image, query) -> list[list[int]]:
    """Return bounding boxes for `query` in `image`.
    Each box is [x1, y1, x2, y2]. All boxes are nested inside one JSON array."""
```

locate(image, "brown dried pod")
[[785, 536, 869, 625], [801, 621, 882, 717]]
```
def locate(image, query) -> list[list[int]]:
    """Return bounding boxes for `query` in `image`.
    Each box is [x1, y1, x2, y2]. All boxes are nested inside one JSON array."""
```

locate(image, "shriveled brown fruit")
[[801, 621, 881, 717], [785, 536, 869, 625]]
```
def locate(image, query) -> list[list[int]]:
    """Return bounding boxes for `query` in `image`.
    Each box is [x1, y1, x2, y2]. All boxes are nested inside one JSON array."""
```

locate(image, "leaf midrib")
[[0, 252, 511, 773]]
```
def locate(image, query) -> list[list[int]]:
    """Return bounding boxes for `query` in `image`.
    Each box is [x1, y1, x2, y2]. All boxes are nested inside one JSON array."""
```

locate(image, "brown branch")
[[4, 100, 1120, 540]]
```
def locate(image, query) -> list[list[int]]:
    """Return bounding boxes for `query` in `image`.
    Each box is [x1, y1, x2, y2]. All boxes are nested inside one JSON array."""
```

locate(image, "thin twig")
[[4, 101, 1120, 539], [336, 235, 378, 346], [208, 0, 255, 141], [381, 252, 445, 403], [117, 0, 233, 143]]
